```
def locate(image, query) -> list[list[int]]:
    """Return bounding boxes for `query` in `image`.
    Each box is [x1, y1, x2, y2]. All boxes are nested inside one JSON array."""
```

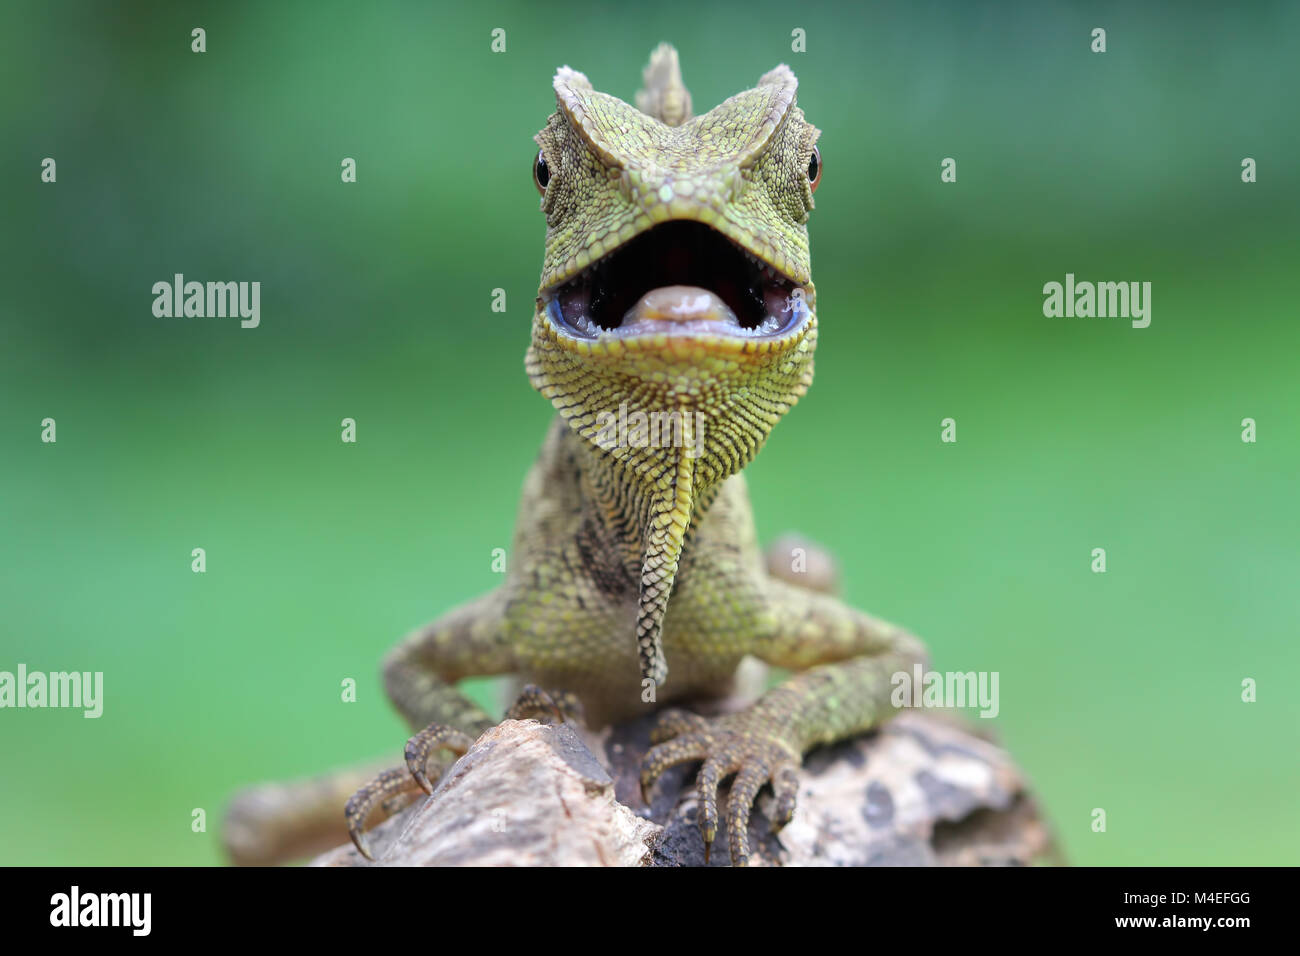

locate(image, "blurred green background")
[[1, 0, 1296, 866]]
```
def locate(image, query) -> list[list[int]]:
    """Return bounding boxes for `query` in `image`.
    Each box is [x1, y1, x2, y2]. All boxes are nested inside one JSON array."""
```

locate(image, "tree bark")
[[312, 709, 1059, 867]]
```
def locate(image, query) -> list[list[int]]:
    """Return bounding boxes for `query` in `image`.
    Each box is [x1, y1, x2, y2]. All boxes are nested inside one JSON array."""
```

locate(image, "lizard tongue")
[[621, 285, 739, 330]]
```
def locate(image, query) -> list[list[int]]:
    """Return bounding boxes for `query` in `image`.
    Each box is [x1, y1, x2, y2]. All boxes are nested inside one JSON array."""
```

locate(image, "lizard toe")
[[770, 763, 800, 832], [640, 734, 709, 803], [505, 684, 583, 724], [695, 754, 739, 861], [649, 707, 710, 744], [343, 766, 423, 861], [726, 764, 770, 866], [403, 723, 475, 794]]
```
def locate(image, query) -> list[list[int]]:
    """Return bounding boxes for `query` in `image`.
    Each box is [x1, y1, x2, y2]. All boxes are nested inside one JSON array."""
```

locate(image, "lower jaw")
[[527, 314, 818, 452], [537, 315, 815, 361], [542, 292, 814, 346]]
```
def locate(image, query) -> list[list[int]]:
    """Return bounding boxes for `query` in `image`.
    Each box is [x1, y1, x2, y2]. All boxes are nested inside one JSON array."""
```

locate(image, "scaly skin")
[[231, 45, 928, 867]]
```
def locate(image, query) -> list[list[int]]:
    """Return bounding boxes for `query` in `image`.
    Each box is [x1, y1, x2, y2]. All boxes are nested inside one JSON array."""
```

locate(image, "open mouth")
[[541, 221, 809, 340]]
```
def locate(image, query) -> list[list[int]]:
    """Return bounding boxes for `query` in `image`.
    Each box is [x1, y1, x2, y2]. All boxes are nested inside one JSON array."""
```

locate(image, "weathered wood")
[[312, 710, 1058, 867]]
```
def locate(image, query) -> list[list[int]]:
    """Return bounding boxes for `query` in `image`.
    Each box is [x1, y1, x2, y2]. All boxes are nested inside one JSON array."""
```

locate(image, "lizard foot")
[[640, 708, 801, 866], [344, 765, 431, 860], [344, 687, 583, 860], [344, 724, 474, 860]]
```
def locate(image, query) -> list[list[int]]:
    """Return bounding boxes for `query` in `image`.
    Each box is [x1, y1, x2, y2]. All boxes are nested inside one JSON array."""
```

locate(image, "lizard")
[[224, 44, 927, 868]]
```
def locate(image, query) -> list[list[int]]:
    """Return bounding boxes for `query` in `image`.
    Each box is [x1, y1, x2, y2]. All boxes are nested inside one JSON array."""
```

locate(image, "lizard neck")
[[562, 406, 736, 688], [578, 425, 718, 686], [528, 318, 818, 686], [571, 428, 722, 581]]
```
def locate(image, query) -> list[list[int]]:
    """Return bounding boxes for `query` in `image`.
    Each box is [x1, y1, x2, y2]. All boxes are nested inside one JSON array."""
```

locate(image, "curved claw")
[[403, 724, 474, 794], [343, 766, 422, 861]]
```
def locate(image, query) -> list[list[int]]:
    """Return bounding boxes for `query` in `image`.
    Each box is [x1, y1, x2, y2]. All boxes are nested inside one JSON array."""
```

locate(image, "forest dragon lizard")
[[226, 44, 927, 867]]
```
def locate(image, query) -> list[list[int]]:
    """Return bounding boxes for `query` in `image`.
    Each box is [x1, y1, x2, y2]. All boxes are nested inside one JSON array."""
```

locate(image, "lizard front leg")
[[344, 589, 517, 858], [641, 578, 927, 865]]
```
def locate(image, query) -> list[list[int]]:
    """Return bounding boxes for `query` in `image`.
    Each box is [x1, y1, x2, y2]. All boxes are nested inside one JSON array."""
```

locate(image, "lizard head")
[[526, 45, 822, 687], [528, 47, 820, 384]]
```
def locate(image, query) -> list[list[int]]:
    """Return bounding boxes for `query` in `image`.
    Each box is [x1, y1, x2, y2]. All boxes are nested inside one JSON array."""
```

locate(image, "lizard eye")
[[534, 152, 550, 194], [807, 146, 821, 193]]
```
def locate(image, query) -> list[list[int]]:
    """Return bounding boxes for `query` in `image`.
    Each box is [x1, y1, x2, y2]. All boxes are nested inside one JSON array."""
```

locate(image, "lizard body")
[[228, 45, 927, 867], [346, 46, 927, 865]]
